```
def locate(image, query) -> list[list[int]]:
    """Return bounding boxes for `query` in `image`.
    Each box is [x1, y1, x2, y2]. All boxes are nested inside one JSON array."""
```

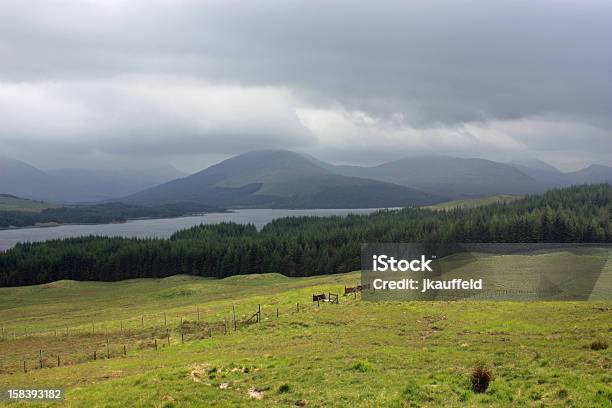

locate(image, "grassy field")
[[424, 195, 523, 210], [0, 254, 610, 407], [0, 195, 60, 213]]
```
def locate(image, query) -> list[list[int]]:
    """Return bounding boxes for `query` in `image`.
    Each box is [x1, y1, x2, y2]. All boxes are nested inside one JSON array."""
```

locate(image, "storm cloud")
[[0, 0, 611, 171]]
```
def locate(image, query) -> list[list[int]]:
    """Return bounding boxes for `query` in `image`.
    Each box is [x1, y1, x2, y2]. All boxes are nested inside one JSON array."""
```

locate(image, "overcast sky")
[[1, 0, 611, 172]]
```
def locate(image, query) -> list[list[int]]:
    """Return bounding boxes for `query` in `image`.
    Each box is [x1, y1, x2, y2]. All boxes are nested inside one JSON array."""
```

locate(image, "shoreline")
[[0, 211, 233, 232], [0, 207, 393, 232]]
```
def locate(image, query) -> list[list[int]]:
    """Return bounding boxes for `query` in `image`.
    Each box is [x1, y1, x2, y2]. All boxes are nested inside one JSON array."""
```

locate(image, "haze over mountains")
[[0, 156, 184, 203], [2, 150, 612, 208]]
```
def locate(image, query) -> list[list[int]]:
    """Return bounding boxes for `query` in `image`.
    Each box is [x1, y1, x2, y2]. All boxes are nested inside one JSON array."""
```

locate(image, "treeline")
[[0, 202, 224, 228], [0, 184, 610, 286]]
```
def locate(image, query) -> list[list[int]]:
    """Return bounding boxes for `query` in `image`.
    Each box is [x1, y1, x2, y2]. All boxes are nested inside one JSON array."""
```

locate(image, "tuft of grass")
[[470, 363, 493, 393], [351, 360, 372, 373], [278, 383, 292, 394], [590, 340, 608, 351], [402, 385, 433, 404]]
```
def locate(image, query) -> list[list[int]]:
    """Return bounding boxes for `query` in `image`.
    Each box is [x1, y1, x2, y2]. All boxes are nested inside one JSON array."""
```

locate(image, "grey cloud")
[[0, 0, 611, 171]]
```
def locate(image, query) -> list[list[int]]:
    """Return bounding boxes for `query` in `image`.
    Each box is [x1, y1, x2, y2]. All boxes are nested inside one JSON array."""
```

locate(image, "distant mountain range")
[[2, 151, 612, 208], [0, 157, 185, 203], [333, 156, 545, 198], [126, 150, 443, 208], [126, 150, 612, 208]]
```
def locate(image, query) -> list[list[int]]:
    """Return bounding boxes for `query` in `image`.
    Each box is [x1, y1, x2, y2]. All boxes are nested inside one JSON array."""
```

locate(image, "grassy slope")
[[0, 195, 60, 213], [0, 255, 610, 407], [424, 195, 523, 210]]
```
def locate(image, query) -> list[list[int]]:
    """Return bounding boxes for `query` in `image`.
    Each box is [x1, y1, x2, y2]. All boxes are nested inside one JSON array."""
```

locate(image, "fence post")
[[57, 355, 60, 367], [276, 308, 279, 318], [123, 344, 126, 357], [297, 303, 299, 312], [39, 350, 43, 369], [155, 339, 158, 350], [197, 308, 200, 321], [258, 304, 261, 323], [93, 351, 96, 361], [141, 316, 144, 328], [164, 312, 167, 327], [233, 305, 237, 331], [23, 361, 26, 373], [181, 332, 184, 344]]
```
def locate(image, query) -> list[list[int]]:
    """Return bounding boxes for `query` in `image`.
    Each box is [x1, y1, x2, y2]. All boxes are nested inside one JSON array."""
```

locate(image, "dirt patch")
[[247, 387, 265, 400], [42, 281, 66, 289], [189, 363, 211, 383]]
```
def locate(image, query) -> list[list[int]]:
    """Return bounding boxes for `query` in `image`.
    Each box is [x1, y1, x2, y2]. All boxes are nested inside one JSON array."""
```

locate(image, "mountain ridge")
[[126, 150, 445, 208], [3, 151, 612, 208]]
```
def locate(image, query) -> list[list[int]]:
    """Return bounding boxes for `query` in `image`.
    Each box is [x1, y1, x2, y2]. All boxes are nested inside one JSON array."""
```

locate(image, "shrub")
[[278, 383, 292, 394], [351, 360, 372, 372], [590, 340, 608, 351], [470, 363, 493, 393]]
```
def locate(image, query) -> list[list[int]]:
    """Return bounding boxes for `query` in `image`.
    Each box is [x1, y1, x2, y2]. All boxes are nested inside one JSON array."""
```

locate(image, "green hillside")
[[0, 252, 610, 407], [0, 194, 60, 213], [424, 195, 524, 210]]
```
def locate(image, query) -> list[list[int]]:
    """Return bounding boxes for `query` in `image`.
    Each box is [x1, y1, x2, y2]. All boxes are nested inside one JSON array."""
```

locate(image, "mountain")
[[566, 164, 612, 185], [508, 161, 612, 187], [46, 165, 185, 202], [126, 150, 444, 208], [332, 156, 544, 199], [0, 157, 185, 203], [0, 157, 58, 200], [508, 159, 561, 173], [506, 160, 568, 187]]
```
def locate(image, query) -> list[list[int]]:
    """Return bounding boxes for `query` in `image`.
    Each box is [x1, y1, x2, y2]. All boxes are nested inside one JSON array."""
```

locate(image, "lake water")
[[0, 208, 383, 251]]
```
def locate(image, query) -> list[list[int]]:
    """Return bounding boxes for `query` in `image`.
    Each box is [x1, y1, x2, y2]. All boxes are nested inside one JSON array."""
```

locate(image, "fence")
[[344, 283, 370, 296], [0, 290, 347, 375]]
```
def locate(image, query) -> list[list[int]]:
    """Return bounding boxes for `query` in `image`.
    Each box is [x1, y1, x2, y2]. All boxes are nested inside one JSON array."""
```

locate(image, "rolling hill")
[[0, 270, 610, 406], [127, 150, 444, 208], [0, 194, 61, 212], [424, 194, 524, 210]]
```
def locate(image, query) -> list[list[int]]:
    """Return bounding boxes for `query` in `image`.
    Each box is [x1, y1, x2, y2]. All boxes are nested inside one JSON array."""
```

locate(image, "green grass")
[[0, 255, 610, 407], [0, 195, 60, 213], [424, 195, 523, 210]]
